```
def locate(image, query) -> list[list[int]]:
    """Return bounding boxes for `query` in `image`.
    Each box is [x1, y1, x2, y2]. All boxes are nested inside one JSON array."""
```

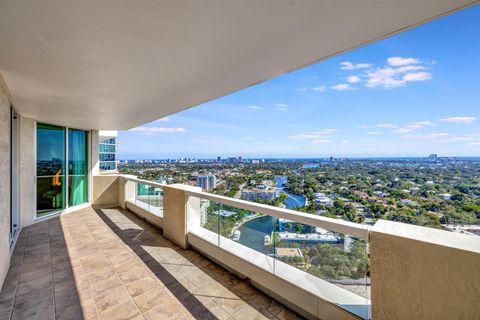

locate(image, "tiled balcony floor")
[[0, 207, 304, 320]]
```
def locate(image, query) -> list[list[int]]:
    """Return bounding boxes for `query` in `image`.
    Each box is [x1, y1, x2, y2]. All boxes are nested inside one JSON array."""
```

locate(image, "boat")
[[232, 230, 241, 241], [264, 235, 271, 245]]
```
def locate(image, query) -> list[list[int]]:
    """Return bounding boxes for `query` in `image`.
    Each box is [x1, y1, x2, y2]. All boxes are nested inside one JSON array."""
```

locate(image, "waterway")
[[237, 176, 306, 254]]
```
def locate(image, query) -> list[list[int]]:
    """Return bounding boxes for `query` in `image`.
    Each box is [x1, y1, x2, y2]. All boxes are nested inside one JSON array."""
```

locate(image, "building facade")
[[196, 175, 217, 191], [241, 185, 279, 203], [99, 131, 118, 171]]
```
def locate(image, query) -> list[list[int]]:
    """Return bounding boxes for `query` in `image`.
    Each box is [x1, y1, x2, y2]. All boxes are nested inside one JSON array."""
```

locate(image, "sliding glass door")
[[36, 123, 66, 217], [68, 129, 88, 206], [36, 123, 89, 217]]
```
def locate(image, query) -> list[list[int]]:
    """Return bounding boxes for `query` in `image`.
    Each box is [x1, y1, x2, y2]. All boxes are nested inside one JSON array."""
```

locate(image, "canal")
[[237, 176, 306, 254]]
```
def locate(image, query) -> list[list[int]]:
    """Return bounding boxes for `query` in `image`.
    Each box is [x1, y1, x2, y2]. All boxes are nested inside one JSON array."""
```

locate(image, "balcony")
[[1, 173, 479, 319], [3, 174, 468, 320], [1, 2, 480, 319], [0, 206, 304, 320]]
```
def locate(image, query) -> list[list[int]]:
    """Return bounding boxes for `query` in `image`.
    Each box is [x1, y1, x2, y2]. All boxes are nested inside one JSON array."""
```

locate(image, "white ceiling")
[[0, 0, 477, 130]]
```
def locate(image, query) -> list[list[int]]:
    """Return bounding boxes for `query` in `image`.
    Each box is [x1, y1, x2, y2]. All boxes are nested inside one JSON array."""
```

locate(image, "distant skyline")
[[119, 5, 480, 159]]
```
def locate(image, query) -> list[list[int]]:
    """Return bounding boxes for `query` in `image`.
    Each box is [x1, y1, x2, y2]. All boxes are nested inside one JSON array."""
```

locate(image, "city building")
[[99, 131, 118, 171], [196, 174, 217, 191], [439, 193, 453, 200], [314, 192, 334, 206], [241, 185, 279, 203], [0, 2, 478, 320], [199, 198, 210, 226]]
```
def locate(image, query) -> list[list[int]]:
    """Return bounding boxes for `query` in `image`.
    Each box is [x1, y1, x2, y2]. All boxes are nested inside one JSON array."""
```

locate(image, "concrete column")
[[90, 130, 100, 176], [370, 219, 480, 320], [19, 116, 35, 228], [162, 184, 201, 249], [118, 175, 136, 210]]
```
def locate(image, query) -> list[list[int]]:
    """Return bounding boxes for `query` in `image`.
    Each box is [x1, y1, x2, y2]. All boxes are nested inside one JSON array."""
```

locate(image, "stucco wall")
[[19, 117, 35, 228], [370, 220, 480, 320], [92, 175, 120, 208], [0, 74, 11, 289], [163, 184, 201, 249]]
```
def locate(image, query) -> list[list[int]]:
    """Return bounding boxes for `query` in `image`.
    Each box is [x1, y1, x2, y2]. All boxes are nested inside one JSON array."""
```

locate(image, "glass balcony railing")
[[194, 191, 371, 319], [134, 182, 163, 216]]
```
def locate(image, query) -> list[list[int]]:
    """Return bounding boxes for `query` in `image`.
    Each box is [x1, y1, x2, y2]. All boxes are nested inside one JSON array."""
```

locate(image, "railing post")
[[119, 175, 136, 210], [162, 184, 201, 249], [370, 219, 480, 319]]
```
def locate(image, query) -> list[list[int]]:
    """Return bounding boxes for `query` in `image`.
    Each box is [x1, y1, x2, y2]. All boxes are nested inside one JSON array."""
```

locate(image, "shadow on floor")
[[0, 216, 91, 320], [93, 207, 302, 320]]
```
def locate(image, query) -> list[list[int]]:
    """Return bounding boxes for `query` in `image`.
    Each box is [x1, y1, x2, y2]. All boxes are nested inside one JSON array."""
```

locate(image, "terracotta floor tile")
[[93, 286, 131, 313], [143, 299, 186, 320], [3, 207, 305, 320], [118, 266, 150, 284], [11, 287, 54, 320], [133, 286, 168, 313], [99, 300, 141, 320], [125, 277, 158, 297], [0, 297, 14, 320], [16, 272, 52, 296], [89, 276, 124, 298]]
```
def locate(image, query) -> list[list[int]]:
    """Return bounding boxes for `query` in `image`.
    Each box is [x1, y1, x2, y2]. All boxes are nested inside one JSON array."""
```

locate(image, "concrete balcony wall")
[[370, 220, 480, 320], [162, 184, 201, 249], [0, 73, 11, 289], [19, 116, 35, 228], [92, 175, 122, 208]]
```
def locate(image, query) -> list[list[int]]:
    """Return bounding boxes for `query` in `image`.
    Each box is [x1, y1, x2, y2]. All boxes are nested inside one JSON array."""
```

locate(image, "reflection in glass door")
[[68, 129, 88, 206], [36, 123, 66, 217]]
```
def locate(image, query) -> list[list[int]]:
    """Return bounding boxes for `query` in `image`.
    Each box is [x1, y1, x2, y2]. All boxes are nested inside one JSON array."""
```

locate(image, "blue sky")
[[120, 5, 480, 159]]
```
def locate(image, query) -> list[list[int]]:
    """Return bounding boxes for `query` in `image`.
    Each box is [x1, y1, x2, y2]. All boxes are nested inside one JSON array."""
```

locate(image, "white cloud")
[[366, 131, 381, 135], [312, 85, 326, 92], [403, 72, 432, 82], [277, 103, 289, 107], [387, 57, 421, 67], [356, 125, 370, 129], [313, 139, 331, 144], [451, 137, 474, 142], [392, 121, 434, 133], [314, 129, 339, 135], [247, 105, 262, 110], [407, 121, 435, 129], [243, 136, 255, 140], [468, 142, 480, 146], [276, 107, 288, 111], [130, 127, 186, 134], [439, 116, 477, 124], [365, 57, 432, 89], [347, 75, 361, 84], [366, 68, 432, 89], [392, 128, 415, 133], [155, 117, 170, 122], [289, 129, 339, 141], [400, 132, 450, 141], [377, 124, 398, 129], [340, 62, 372, 70], [331, 83, 354, 91]]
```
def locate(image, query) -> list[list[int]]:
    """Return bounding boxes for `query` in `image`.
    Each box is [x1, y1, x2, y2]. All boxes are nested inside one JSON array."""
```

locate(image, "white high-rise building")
[[196, 175, 217, 191], [99, 131, 118, 171]]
